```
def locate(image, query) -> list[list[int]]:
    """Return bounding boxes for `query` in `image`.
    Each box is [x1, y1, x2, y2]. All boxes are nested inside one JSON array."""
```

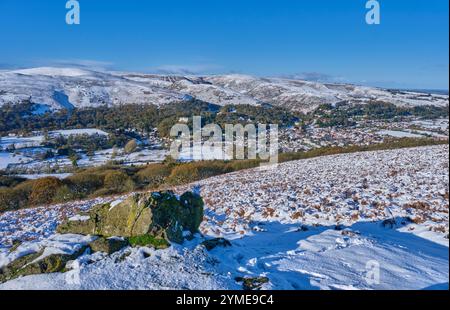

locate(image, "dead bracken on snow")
[[177, 145, 449, 241], [0, 145, 448, 290]]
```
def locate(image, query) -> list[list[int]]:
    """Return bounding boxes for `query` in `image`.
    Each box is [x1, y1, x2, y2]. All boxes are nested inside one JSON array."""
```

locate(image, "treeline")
[[0, 137, 447, 213], [1, 100, 447, 136], [0, 100, 300, 138], [215, 104, 300, 128], [0, 100, 214, 136], [313, 102, 449, 128], [157, 104, 301, 137]]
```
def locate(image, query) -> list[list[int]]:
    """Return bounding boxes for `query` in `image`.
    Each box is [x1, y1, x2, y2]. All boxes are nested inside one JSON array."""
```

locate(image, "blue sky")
[[0, 0, 448, 89]]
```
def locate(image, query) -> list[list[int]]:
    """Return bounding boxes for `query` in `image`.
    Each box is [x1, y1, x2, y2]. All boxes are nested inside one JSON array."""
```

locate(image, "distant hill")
[[1, 67, 448, 113]]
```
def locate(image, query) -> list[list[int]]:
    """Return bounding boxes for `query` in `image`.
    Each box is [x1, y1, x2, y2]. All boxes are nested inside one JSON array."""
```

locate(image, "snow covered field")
[[0, 129, 108, 150], [0, 129, 167, 174], [0, 136, 44, 150], [0, 152, 31, 170], [50, 129, 108, 137], [15, 173, 73, 180], [0, 145, 448, 290], [377, 130, 424, 138]]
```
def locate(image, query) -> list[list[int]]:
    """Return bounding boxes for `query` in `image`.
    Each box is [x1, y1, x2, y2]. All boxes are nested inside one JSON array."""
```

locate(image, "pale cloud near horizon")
[[47, 59, 115, 71], [281, 72, 347, 83], [150, 64, 223, 75]]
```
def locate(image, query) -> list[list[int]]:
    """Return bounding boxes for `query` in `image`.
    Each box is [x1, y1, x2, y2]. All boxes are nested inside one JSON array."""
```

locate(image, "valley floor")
[[0, 145, 448, 290]]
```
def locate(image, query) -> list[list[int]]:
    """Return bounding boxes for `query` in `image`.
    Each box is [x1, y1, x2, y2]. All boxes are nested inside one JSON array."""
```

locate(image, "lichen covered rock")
[[56, 215, 97, 235], [56, 190, 204, 244], [0, 250, 44, 283], [180, 192, 204, 233], [235, 276, 270, 290], [0, 246, 87, 284], [89, 237, 129, 255]]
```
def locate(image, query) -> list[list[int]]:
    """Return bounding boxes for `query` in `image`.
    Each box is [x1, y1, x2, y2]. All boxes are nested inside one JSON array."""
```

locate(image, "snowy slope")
[[0, 67, 184, 110], [0, 145, 448, 290], [1, 67, 448, 113], [205, 75, 449, 112]]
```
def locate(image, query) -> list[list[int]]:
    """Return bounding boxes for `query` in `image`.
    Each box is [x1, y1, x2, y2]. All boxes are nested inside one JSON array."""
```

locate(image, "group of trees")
[[44, 132, 132, 157], [215, 104, 300, 128], [313, 101, 449, 128], [0, 100, 218, 137], [1, 99, 448, 137], [0, 100, 301, 139]]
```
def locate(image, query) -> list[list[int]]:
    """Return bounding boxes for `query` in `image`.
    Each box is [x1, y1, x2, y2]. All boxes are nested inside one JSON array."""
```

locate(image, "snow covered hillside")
[[1, 67, 448, 113], [0, 67, 184, 110], [0, 145, 448, 290]]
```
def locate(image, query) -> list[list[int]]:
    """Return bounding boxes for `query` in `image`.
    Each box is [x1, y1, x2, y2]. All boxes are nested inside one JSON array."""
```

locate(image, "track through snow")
[[0, 146, 448, 290]]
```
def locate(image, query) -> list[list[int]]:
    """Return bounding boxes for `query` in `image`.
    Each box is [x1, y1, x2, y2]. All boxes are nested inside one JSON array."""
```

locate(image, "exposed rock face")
[[57, 190, 204, 244], [235, 276, 270, 290], [0, 190, 204, 284], [201, 238, 232, 251], [88, 237, 129, 255], [0, 246, 87, 283]]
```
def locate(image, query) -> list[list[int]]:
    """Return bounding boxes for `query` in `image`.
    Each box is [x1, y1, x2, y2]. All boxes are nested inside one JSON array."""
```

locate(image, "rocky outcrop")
[[201, 238, 232, 251], [88, 237, 129, 255], [57, 190, 204, 244], [0, 190, 204, 284], [235, 276, 270, 290], [0, 246, 87, 283]]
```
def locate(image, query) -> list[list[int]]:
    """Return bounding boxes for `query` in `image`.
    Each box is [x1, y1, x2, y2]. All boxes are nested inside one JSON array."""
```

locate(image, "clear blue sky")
[[0, 0, 448, 89]]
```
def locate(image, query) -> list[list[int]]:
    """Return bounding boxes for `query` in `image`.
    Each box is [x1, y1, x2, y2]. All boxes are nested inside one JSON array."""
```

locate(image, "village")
[[279, 118, 449, 152]]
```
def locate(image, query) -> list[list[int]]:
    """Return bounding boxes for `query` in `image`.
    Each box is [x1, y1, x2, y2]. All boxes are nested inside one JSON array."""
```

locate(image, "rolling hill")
[[1, 67, 448, 113]]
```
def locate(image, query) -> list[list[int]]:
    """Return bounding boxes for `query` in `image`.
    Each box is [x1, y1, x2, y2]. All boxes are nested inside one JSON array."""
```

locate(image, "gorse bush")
[[0, 189, 20, 212], [29, 177, 64, 206], [52, 185, 79, 204], [65, 172, 104, 198], [224, 159, 261, 171], [102, 170, 135, 194], [165, 161, 234, 186], [0, 175, 26, 188], [0, 180, 33, 212], [166, 165, 200, 185], [137, 164, 172, 189]]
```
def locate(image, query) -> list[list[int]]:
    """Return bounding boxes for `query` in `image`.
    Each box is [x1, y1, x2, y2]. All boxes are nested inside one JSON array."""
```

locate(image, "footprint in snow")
[[335, 237, 351, 249], [237, 266, 250, 273], [247, 257, 257, 267]]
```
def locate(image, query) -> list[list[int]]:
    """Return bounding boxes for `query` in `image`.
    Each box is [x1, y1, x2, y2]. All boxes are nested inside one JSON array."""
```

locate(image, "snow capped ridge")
[[11, 67, 93, 77], [0, 67, 448, 112], [0, 67, 185, 110]]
